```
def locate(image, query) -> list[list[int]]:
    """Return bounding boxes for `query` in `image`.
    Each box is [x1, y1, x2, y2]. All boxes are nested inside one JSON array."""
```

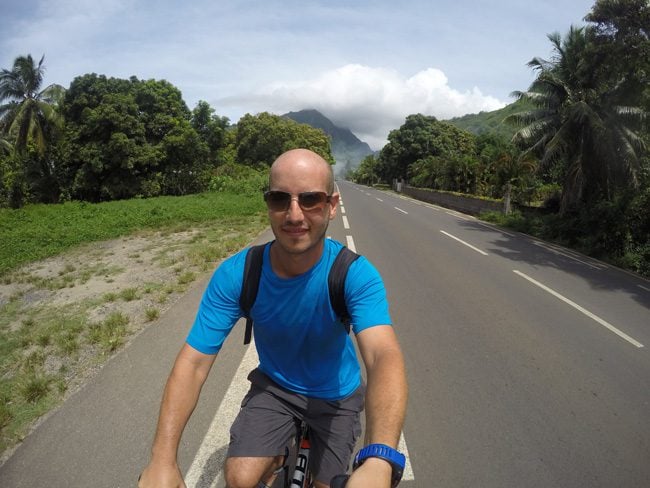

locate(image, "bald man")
[[139, 149, 407, 488]]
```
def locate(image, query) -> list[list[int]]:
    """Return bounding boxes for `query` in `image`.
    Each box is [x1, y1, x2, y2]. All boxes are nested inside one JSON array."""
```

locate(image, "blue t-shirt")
[[186, 239, 392, 400]]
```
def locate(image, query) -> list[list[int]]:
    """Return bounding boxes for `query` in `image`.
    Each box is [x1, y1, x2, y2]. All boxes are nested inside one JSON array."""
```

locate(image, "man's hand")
[[345, 457, 393, 488], [138, 462, 185, 488]]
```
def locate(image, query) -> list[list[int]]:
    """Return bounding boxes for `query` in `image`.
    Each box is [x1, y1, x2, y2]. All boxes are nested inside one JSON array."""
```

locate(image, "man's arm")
[[139, 344, 217, 488], [349, 325, 408, 488]]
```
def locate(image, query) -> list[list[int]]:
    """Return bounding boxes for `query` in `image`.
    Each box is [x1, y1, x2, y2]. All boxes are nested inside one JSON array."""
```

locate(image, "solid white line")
[[342, 216, 350, 229], [533, 241, 603, 270], [346, 235, 356, 252], [440, 230, 488, 256], [638, 284, 650, 292], [513, 270, 644, 348], [445, 210, 471, 221], [394, 207, 408, 214], [185, 342, 260, 487]]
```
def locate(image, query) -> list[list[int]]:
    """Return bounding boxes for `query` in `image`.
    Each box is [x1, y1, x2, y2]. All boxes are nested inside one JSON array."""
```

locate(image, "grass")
[[0, 189, 269, 456], [0, 190, 266, 276]]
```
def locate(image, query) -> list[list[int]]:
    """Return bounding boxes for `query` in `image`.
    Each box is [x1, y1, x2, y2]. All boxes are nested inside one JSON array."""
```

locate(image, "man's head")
[[265, 149, 339, 262]]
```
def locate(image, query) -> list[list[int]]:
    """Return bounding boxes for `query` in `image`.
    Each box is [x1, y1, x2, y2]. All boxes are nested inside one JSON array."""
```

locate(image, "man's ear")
[[328, 192, 340, 220]]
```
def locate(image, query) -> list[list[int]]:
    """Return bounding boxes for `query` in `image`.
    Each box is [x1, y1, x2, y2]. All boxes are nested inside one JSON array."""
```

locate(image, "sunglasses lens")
[[264, 191, 291, 211], [264, 191, 330, 211], [298, 192, 327, 210]]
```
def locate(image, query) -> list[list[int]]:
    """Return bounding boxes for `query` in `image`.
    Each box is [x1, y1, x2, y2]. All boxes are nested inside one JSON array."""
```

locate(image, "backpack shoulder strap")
[[239, 243, 266, 345], [328, 246, 360, 334]]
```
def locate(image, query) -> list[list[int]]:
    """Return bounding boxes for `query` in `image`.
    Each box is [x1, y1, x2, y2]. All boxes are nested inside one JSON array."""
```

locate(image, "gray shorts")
[[228, 368, 365, 484]]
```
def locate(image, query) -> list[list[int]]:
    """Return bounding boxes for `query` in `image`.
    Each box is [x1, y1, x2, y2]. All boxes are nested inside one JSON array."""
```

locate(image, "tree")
[[234, 112, 334, 167], [378, 114, 477, 183], [0, 54, 65, 155], [191, 100, 230, 163], [507, 25, 647, 212], [60, 74, 209, 201], [350, 154, 380, 185]]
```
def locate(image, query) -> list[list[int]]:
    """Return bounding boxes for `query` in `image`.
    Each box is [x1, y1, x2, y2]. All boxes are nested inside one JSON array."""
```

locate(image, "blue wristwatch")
[[353, 443, 405, 487]]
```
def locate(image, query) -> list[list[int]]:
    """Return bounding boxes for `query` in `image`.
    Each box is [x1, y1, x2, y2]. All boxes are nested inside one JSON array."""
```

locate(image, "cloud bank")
[[217, 64, 507, 150]]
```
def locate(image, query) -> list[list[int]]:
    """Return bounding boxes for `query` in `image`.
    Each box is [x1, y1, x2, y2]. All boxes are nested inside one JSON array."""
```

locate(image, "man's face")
[[267, 157, 339, 258]]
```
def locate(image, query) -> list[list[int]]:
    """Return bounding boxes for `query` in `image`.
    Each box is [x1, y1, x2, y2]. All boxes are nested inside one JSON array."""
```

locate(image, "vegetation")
[[0, 189, 269, 454], [349, 0, 649, 276]]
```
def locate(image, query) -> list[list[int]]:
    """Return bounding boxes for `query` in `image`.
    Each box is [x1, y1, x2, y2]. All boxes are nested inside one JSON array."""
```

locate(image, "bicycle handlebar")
[[330, 474, 349, 487]]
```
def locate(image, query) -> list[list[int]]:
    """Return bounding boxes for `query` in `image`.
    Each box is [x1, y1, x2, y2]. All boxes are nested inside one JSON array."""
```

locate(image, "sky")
[[1, 0, 596, 150]]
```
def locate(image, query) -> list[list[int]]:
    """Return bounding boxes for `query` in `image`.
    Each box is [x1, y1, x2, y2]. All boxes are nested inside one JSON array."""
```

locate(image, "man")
[[139, 149, 408, 488]]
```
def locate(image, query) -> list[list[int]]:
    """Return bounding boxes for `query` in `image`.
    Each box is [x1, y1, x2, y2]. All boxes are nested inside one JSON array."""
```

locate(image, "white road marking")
[[346, 235, 357, 252], [398, 432, 415, 480], [340, 206, 346, 214], [376, 198, 383, 202], [440, 230, 488, 256], [342, 216, 350, 229], [513, 270, 644, 348], [185, 342, 260, 487], [365, 192, 372, 196], [445, 210, 472, 221], [394, 207, 408, 214], [638, 284, 650, 292], [532, 241, 604, 270]]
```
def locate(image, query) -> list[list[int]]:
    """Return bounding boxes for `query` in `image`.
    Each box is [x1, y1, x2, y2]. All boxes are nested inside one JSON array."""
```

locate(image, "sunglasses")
[[263, 190, 333, 212]]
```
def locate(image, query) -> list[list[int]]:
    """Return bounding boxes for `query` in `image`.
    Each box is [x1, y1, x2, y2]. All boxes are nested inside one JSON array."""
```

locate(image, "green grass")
[[0, 190, 266, 276], [0, 188, 269, 456]]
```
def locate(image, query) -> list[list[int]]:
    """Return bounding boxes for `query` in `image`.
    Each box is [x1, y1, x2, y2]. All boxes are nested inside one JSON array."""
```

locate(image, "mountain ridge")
[[283, 109, 373, 175]]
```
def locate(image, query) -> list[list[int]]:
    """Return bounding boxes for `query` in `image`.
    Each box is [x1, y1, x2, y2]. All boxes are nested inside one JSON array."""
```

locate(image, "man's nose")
[[286, 198, 304, 221]]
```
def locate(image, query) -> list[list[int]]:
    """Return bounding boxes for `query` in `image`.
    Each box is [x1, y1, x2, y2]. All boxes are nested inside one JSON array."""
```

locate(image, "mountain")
[[283, 109, 373, 176], [445, 98, 533, 139]]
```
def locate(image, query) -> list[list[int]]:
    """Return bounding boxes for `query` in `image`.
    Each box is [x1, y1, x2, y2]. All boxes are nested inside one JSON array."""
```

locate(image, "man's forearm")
[[363, 345, 408, 447], [150, 346, 214, 464]]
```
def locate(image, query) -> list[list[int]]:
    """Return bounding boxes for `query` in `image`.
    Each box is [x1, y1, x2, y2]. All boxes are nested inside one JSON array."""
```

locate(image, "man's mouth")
[[282, 226, 308, 236]]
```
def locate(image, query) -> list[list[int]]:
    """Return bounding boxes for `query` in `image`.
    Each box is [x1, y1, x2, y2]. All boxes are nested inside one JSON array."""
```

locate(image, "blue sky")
[[1, 0, 595, 149]]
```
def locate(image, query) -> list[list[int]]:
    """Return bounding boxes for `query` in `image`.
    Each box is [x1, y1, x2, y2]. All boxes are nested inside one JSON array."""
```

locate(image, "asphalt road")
[[1, 181, 649, 487]]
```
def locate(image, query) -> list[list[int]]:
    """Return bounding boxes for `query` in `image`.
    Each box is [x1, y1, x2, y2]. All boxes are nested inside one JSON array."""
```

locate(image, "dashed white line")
[[346, 234, 357, 252], [440, 230, 488, 256], [513, 270, 644, 348], [342, 216, 350, 229], [340, 206, 346, 214], [394, 207, 408, 214], [376, 198, 383, 202]]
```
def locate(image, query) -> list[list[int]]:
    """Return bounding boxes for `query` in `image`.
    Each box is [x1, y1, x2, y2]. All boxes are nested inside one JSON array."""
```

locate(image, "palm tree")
[[0, 54, 65, 155], [507, 26, 647, 213]]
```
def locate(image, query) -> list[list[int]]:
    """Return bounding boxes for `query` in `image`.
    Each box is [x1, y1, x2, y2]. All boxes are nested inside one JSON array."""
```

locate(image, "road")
[[1, 181, 649, 487]]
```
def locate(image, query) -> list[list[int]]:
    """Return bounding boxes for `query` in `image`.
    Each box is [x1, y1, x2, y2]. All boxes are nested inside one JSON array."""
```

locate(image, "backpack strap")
[[240, 243, 266, 345], [328, 246, 360, 334]]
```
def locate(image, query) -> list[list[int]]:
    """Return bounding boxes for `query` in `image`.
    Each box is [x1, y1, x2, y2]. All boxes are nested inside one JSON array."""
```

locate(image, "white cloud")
[[217, 64, 506, 150]]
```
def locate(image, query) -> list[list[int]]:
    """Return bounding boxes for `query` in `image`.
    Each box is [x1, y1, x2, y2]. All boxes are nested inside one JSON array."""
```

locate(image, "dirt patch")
[[0, 222, 266, 463]]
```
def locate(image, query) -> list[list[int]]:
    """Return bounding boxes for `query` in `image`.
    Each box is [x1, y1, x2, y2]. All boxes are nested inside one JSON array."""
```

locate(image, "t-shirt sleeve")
[[186, 252, 245, 354], [345, 256, 392, 334]]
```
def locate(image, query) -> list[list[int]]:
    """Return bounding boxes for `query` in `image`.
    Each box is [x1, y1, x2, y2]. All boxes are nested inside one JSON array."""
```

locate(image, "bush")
[[208, 163, 268, 194]]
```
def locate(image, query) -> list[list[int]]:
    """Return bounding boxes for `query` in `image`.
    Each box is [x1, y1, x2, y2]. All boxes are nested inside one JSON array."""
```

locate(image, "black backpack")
[[239, 242, 360, 344]]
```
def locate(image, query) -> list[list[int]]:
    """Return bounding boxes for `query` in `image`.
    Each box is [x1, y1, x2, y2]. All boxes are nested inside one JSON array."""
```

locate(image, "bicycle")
[[269, 420, 349, 488], [272, 419, 404, 488]]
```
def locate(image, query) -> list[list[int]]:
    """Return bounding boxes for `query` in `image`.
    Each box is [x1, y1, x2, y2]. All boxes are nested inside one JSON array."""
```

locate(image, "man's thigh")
[[228, 369, 301, 458]]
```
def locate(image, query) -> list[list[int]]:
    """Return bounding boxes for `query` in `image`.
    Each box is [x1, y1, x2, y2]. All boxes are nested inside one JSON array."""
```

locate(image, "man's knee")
[[224, 456, 274, 488]]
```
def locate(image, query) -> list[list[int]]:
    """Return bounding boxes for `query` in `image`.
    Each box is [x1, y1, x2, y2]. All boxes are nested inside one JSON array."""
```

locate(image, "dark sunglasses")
[[263, 190, 333, 212]]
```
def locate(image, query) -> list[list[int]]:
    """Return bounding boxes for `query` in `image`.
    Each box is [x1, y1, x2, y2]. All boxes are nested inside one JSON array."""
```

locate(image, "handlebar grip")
[[330, 474, 349, 487]]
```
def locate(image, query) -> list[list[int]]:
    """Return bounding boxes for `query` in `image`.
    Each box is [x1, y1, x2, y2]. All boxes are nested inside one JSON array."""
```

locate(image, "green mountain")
[[445, 98, 532, 139], [283, 109, 373, 175]]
